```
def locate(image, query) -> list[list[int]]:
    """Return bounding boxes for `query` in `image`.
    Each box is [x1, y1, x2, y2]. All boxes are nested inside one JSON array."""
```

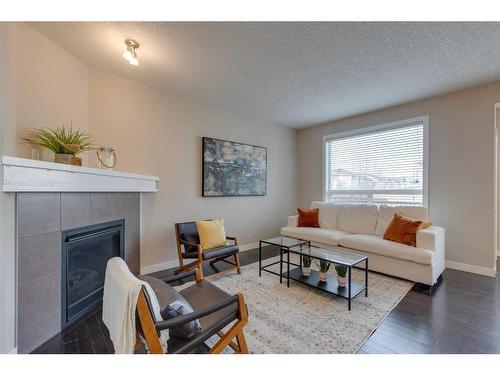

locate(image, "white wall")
[[0, 23, 18, 355], [87, 69, 297, 271], [0, 23, 90, 353], [297, 81, 500, 274], [14, 24, 89, 162], [497, 107, 500, 256]]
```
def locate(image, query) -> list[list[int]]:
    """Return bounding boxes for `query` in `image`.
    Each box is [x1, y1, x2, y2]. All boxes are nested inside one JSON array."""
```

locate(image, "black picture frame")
[[202, 137, 267, 197]]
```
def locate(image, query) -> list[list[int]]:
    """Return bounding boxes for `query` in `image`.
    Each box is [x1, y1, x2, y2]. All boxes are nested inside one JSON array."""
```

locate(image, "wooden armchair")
[[174, 221, 241, 277], [136, 268, 249, 354]]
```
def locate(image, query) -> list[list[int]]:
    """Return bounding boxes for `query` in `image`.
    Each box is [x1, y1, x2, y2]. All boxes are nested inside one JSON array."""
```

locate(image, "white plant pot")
[[302, 267, 311, 277], [337, 275, 346, 287], [319, 272, 328, 282]]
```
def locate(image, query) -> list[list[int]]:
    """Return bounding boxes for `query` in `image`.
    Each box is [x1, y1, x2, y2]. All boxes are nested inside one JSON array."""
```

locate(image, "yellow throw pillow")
[[419, 221, 432, 230], [195, 218, 227, 251]]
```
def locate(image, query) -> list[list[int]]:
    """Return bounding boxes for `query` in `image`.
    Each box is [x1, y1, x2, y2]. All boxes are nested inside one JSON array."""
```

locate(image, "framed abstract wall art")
[[202, 137, 267, 197]]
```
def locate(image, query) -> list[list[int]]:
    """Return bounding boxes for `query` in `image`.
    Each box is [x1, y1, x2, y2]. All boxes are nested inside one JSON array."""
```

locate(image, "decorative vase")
[[302, 267, 311, 277], [337, 275, 346, 287], [97, 147, 116, 170], [319, 272, 327, 282], [54, 153, 73, 165], [70, 156, 82, 166], [31, 148, 40, 160]]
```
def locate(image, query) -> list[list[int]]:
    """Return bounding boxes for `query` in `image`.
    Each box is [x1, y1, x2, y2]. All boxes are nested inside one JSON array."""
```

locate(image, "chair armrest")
[[160, 269, 197, 284], [226, 236, 238, 245], [287, 215, 298, 227], [178, 239, 203, 257], [178, 238, 201, 249], [155, 294, 239, 331], [416, 225, 445, 252]]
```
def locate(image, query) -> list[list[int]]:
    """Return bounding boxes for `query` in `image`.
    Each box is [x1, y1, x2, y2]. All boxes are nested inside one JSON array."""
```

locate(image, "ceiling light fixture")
[[123, 39, 140, 66]]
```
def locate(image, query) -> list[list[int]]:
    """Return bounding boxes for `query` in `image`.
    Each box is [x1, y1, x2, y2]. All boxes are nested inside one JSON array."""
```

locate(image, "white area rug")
[[202, 255, 413, 354]]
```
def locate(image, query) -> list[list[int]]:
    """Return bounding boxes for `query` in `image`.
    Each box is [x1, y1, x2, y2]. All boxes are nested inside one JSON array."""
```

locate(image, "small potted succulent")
[[316, 259, 331, 282], [302, 255, 312, 277], [21, 125, 94, 166], [335, 265, 348, 287]]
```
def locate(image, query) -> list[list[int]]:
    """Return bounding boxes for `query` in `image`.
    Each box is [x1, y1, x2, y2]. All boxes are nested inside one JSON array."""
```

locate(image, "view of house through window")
[[324, 118, 426, 206]]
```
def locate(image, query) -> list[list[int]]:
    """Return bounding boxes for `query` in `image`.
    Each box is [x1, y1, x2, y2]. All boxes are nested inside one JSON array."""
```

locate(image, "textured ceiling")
[[31, 22, 500, 128]]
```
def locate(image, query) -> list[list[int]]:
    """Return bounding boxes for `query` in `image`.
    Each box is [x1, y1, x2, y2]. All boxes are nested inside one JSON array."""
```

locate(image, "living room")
[[1, 1, 499, 372]]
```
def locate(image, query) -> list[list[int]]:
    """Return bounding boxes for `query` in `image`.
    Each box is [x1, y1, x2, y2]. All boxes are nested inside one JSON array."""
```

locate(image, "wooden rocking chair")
[[135, 268, 249, 354]]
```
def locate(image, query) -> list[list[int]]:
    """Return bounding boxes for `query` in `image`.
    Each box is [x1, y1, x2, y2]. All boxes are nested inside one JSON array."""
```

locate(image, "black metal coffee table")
[[259, 236, 368, 310]]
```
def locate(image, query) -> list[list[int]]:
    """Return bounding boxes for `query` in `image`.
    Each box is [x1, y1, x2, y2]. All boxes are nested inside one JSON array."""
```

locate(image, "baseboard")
[[445, 260, 496, 277], [8, 347, 17, 354], [141, 259, 180, 275], [141, 242, 259, 275]]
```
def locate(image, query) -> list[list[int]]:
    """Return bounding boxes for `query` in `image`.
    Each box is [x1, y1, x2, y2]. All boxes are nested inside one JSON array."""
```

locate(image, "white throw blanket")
[[102, 257, 168, 354]]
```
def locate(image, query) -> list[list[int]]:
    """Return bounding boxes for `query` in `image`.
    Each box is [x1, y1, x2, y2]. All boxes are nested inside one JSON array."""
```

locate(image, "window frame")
[[322, 115, 429, 208]]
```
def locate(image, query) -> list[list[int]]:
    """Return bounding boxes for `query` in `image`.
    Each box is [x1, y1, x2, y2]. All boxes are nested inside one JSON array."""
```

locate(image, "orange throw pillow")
[[383, 213, 423, 247], [297, 208, 320, 228]]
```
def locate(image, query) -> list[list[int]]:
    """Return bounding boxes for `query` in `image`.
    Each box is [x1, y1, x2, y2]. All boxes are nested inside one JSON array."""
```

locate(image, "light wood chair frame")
[[135, 268, 249, 354], [174, 224, 241, 278]]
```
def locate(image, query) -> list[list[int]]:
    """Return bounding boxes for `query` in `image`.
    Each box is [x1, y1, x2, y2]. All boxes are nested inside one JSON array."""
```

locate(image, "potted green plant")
[[21, 125, 94, 166], [335, 265, 348, 287], [302, 255, 313, 277], [316, 259, 331, 282]]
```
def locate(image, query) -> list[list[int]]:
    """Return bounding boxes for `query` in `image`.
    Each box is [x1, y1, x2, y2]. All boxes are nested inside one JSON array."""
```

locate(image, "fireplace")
[[61, 219, 125, 328]]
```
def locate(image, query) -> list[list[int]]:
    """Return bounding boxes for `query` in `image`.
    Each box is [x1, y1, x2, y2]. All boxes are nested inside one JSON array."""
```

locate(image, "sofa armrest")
[[287, 215, 298, 227], [416, 225, 445, 252]]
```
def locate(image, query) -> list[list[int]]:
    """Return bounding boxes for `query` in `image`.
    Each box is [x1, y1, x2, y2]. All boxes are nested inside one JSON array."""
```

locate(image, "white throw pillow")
[[375, 205, 429, 237], [310, 201, 340, 229], [337, 205, 378, 234]]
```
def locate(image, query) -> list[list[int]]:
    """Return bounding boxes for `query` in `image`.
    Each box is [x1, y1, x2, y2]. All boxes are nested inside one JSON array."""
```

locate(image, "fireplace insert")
[[61, 219, 124, 328]]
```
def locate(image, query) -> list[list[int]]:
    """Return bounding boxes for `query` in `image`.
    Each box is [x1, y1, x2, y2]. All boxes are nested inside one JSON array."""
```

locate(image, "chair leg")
[[197, 262, 204, 278], [209, 320, 246, 354], [234, 254, 241, 274], [235, 331, 248, 354], [209, 292, 248, 354], [216, 331, 240, 352], [136, 290, 164, 354]]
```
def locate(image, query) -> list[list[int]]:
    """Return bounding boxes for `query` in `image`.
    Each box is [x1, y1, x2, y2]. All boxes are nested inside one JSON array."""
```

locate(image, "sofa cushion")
[[280, 226, 348, 246], [338, 233, 433, 265], [311, 201, 340, 229], [375, 205, 429, 237], [337, 205, 378, 234]]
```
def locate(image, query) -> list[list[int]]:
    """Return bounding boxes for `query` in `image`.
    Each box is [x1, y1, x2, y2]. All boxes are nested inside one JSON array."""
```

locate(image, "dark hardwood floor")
[[358, 257, 500, 354], [33, 249, 499, 354]]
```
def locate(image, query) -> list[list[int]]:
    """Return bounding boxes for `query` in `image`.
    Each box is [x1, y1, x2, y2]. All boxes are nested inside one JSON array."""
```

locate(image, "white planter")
[[337, 275, 346, 287], [319, 272, 328, 282], [302, 267, 311, 277]]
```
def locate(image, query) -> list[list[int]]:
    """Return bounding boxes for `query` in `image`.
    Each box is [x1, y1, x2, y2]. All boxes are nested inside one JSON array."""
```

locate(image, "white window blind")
[[325, 120, 425, 206]]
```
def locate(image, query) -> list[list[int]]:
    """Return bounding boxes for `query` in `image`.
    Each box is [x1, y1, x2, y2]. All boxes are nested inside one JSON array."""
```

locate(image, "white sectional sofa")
[[280, 202, 445, 286]]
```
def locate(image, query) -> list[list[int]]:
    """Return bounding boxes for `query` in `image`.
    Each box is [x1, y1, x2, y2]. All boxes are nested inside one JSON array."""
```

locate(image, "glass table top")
[[260, 236, 310, 248], [288, 245, 367, 266], [261, 236, 367, 266]]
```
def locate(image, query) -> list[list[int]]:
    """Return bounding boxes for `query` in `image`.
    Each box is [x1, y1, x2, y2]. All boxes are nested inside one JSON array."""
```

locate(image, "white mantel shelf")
[[1, 156, 159, 192]]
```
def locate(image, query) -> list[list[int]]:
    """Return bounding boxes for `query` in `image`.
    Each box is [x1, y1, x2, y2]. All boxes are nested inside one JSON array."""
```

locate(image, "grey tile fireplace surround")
[[17, 192, 140, 353]]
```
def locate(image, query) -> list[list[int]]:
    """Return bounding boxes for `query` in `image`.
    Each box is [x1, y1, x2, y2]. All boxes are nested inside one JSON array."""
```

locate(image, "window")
[[324, 117, 427, 206]]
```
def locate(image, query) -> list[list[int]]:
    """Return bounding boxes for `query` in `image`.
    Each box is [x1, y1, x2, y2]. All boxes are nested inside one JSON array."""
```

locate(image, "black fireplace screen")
[[61, 220, 124, 327]]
